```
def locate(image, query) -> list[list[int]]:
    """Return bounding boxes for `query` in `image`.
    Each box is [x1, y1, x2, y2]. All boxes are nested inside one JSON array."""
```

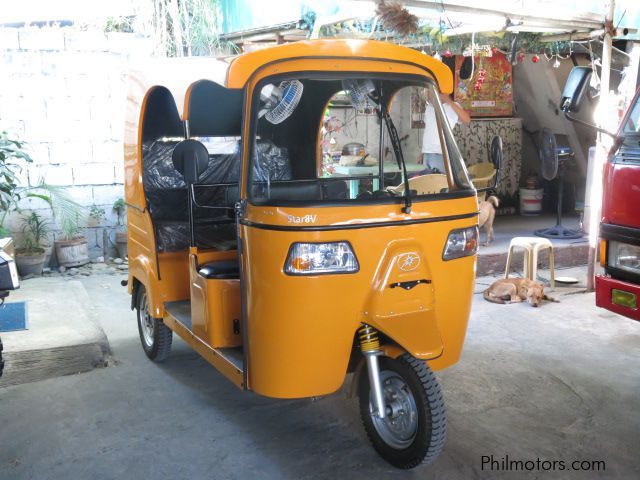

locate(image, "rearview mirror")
[[172, 139, 209, 184], [560, 66, 592, 113]]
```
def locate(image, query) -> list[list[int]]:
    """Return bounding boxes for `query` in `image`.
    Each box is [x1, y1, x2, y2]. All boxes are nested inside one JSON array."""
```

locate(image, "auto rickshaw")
[[124, 39, 499, 469]]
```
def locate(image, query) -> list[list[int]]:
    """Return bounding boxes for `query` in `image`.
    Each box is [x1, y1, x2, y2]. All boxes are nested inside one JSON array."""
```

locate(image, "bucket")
[[519, 188, 544, 215]]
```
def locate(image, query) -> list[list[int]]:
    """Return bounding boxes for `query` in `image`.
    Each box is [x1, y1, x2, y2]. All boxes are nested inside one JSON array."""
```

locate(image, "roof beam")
[[352, 0, 604, 31]]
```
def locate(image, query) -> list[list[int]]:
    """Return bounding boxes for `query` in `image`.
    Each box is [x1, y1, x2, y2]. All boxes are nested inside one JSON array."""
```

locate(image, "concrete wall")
[[0, 26, 153, 256], [513, 53, 596, 187]]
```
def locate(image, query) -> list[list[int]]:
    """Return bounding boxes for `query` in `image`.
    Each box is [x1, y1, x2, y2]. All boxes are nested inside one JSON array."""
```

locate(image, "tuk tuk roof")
[[225, 39, 453, 91], [130, 39, 452, 121]]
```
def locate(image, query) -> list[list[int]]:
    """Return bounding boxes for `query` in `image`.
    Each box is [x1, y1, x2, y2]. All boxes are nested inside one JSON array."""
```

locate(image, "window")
[[248, 75, 472, 205]]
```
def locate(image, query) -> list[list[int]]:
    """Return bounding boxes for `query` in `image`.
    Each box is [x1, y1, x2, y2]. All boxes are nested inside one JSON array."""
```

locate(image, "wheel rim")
[[370, 370, 419, 449], [138, 292, 154, 348]]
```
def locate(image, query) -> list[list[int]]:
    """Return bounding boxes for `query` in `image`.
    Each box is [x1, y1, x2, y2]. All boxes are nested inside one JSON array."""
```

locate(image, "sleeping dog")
[[483, 278, 558, 307]]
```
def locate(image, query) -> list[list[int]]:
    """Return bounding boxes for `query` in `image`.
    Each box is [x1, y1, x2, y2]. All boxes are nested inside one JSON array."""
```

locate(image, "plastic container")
[[519, 188, 544, 215]]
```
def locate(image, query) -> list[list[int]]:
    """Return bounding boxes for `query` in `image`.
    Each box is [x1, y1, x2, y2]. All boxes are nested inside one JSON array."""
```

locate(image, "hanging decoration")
[[531, 54, 540, 63], [474, 68, 487, 91], [303, 5, 578, 60], [375, 0, 419, 37], [543, 42, 572, 69]]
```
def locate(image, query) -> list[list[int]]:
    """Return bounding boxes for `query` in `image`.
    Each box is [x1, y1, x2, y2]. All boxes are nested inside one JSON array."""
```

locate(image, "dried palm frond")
[[375, 1, 419, 37]]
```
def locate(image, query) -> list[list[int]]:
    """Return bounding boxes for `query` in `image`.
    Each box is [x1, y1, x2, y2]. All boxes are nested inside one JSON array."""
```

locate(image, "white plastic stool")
[[505, 237, 555, 288]]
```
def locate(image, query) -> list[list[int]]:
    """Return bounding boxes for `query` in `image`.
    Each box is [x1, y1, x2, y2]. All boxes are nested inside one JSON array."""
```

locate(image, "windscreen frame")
[[245, 71, 475, 207]]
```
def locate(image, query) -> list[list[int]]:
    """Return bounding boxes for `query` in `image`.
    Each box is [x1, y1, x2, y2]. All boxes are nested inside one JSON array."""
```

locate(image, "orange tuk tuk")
[[124, 39, 495, 468]]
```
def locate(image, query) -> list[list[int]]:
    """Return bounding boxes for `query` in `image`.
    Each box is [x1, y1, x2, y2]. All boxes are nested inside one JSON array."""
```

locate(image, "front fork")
[[359, 324, 386, 419]]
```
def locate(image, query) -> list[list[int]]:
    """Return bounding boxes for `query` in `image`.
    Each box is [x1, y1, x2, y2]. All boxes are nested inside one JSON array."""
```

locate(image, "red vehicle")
[[595, 87, 640, 320], [561, 68, 640, 320]]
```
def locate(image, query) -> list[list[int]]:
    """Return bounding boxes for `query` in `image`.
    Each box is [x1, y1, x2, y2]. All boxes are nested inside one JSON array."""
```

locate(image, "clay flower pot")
[[15, 248, 47, 277]]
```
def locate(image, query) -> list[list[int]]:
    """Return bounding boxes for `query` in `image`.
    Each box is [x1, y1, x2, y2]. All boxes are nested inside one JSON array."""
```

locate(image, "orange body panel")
[[189, 251, 242, 348], [242, 197, 477, 398]]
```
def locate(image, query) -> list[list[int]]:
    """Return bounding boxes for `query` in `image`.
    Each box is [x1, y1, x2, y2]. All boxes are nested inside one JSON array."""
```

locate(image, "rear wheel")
[[358, 353, 446, 469], [136, 287, 172, 362]]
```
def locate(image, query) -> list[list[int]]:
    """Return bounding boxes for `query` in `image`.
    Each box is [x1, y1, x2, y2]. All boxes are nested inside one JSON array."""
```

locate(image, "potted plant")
[[1, 131, 81, 258], [87, 204, 106, 228], [14, 212, 50, 276], [113, 197, 127, 258], [54, 210, 90, 268]]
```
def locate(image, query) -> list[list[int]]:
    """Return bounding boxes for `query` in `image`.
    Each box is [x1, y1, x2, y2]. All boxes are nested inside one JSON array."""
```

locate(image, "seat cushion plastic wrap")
[[142, 140, 240, 252], [142, 139, 293, 251], [142, 140, 241, 191], [155, 222, 237, 252], [253, 140, 292, 182]]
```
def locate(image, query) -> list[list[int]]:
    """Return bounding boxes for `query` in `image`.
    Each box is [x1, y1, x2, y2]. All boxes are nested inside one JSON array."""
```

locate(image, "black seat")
[[198, 260, 240, 279]]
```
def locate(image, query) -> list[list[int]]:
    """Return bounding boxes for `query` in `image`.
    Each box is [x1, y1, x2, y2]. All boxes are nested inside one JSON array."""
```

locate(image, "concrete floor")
[[0, 272, 639, 479], [480, 213, 585, 255]]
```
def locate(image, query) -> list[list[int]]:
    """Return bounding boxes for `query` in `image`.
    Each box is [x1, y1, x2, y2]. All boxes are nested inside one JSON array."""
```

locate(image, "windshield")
[[248, 75, 472, 205]]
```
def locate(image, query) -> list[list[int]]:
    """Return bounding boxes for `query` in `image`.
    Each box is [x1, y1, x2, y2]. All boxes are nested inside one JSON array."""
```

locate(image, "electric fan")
[[259, 80, 303, 124], [534, 128, 583, 239], [342, 79, 376, 109]]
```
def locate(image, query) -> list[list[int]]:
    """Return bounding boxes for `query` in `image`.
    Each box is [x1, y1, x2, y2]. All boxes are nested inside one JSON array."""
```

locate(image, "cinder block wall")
[[0, 26, 153, 257]]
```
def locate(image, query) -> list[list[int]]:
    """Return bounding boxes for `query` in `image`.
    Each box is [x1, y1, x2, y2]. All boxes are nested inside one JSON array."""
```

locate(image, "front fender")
[[362, 240, 444, 360]]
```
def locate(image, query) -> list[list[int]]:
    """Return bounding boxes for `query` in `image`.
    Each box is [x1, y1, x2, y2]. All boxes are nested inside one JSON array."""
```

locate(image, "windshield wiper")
[[379, 98, 412, 214]]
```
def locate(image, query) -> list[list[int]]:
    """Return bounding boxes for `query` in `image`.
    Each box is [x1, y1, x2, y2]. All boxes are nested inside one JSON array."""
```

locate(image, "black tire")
[[0, 336, 5, 378], [359, 353, 447, 469], [136, 287, 172, 362]]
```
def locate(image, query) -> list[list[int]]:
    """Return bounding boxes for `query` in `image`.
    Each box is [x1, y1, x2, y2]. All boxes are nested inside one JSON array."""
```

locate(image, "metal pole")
[[587, 1, 616, 291]]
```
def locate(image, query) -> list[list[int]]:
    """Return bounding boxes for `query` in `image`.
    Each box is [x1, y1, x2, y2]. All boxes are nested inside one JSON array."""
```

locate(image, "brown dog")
[[479, 195, 499, 245], [483, 278, 557, 307]]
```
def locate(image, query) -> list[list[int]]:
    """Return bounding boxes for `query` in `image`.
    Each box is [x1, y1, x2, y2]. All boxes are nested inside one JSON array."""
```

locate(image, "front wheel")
[[136, 287, 172, 362], [358, 353, 447, 469]]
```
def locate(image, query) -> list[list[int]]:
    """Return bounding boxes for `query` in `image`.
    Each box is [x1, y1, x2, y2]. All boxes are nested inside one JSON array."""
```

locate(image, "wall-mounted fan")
[[259, 80, 303, 124], [534, 128, 583, 239], [342, 79, 376, 109]]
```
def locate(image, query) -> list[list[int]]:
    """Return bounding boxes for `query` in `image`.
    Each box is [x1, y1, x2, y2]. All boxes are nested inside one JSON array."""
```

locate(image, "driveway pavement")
[[0, 272, 638, 479]]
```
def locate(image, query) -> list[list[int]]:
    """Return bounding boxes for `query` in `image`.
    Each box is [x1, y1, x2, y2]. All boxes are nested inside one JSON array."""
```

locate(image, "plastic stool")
[[505, 237, 555, 288]]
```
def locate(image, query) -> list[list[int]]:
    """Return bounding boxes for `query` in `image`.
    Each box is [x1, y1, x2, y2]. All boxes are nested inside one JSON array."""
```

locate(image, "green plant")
[[59, 211, 84, 241], [1, 131, 33, 237], [89, 204, 107, 223], [18, 212, 50, 254], [0, 131, 82, 238], [146, 0, 238, 57], [113, 198, 126, 228]]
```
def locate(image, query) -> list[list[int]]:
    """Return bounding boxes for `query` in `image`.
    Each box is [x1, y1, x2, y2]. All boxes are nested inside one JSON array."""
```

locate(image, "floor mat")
[[0, 301, 28, 332]]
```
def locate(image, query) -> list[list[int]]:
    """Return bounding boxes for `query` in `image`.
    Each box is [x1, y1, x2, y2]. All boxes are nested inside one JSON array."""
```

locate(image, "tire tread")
[[359, 353, 447, 469]]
